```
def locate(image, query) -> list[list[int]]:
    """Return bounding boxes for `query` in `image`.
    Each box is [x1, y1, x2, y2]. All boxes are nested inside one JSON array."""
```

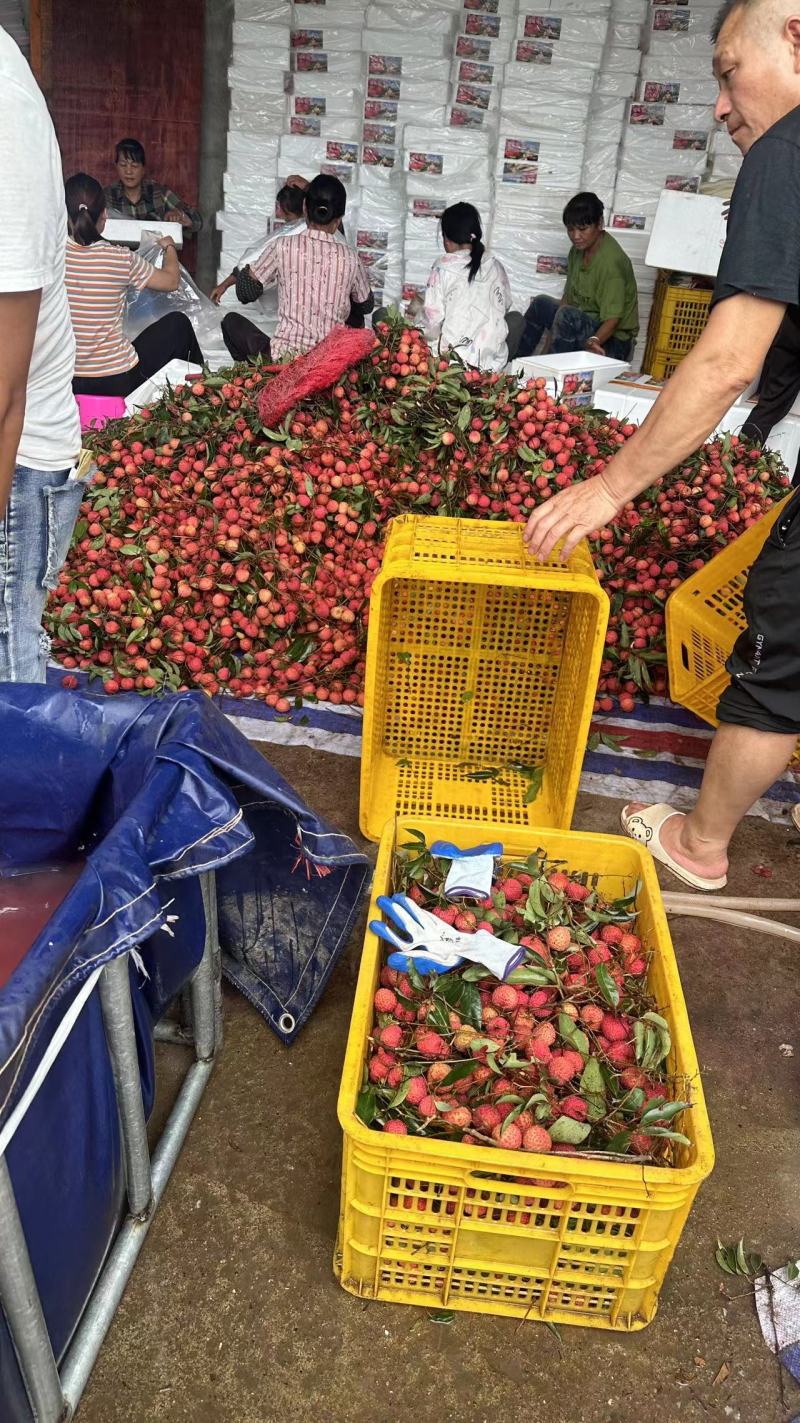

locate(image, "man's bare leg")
[[626, 723, 797, 879]]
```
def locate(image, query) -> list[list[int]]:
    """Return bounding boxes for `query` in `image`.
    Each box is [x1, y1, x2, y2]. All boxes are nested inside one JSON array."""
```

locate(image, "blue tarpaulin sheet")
[[0, 687, 369, 1420]]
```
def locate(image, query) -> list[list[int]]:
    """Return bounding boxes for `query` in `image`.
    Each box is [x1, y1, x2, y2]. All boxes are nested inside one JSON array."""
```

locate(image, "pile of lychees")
[[358, 833, 692, 1164]]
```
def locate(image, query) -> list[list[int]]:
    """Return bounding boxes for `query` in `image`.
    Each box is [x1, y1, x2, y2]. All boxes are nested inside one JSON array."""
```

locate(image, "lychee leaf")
[[646, 1127, 691, 1146], [641, 1098, 689, 1126], [356, 1087, 378, 1126], [580, 1057, 607, 1120], [389, 1079, 412, 1108], [427, 1000, 452, 1033], [460, 964, 491, 981], [606, 1129, 632, 1153], [596, 962, 620, 1008], [439, 1060, 480, 1088], [549, 1116, 592, 1145], [507, 966, 556, 985], [458, 981, 483, 1029], [407, 961, 426, 993]]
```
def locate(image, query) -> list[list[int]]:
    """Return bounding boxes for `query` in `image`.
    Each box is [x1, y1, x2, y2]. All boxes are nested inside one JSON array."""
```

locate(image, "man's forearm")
[[593, 317, 619, 346]]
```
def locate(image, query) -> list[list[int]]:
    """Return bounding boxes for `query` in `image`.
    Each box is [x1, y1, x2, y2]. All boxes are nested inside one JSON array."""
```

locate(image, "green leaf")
[[458, 980, 483, 1029], [606, 1129, 632, 1154], [457, 404, 471, 431], [439, 1060, 480, 1088], [460, 690, 474, 704], [460, 964, 491, 982], [407, 961, 426, 993], [715, 1242, 738, 1276], [428, 1310, 455, 1324], [549, 1116, 591, 1145], [786, 1261, 800, 1282], [389, 1079, 412, 1108], [595, 962, 620, 1009], [523, 766, 545, 804], [506, 965, 556, 986], [558, 1014, 589, 1056], [356, 1088, 378, 1126], [580, 1056, 607, 1121], [396, 651, 412, 665], [119, 544, 141, 555], [640, 1098, 690, 1126], [517, 443, 541, 465]]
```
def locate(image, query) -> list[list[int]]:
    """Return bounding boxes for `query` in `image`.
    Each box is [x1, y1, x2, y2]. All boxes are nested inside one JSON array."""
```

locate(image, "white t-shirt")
[[0, 28, 80, 470], [424, 249, 512, 372]]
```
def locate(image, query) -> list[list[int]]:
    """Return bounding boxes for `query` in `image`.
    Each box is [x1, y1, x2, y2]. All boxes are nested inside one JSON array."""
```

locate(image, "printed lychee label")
[[611, 212, 646, 229], [320, 161, 353, 182], [673, 129, 708, 150], [368, 53, 402, 75], [362, 144, 396, 168], [456, 82, 492, 110], [652, 8, 689, 29], [516, 39, 554, 62], [523, 14, 563, 39], [643, 79, 680, 102], [363, 121, 396, 145], [456, 34, 491, 58], [536, 253, 568, 274], [326, 140, 358, 163], [450, 105, 486, 127], [357, 229, 389, 250], [291, 115, 321, 135], [502, 161, 538, 183], [364, 98, 398, 120], [459, 59, 494, 83], [408, 152, 444, 174], [629, 101, 665, 125], [464, 0, 499, 11], [294, 95, 326, 114], [367, 76, 401, 99], [664, 173, 700, 191], [412, 198, 446, 218], [294, 51, 328, 71], [291, 28, 323, 47], [504, 137, 540, 161], [465, 12, 501, 35]]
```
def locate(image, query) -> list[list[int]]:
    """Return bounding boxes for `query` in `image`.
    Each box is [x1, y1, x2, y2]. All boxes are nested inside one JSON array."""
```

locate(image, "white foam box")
[[365, 2, 456, 32], [500, 89, 592, 126], [622, 131, 711, 165], [291, 50, 363, 76], [291, 23, 366, 51], [290, 90, 363, 121], [645, 189, 727, 276], [229, 55, 289, 91], [460, 0, 518, 14], [648, 5, 716, 35], [105, 218, 183, 247], [595, 70, 638, 96], [361, 27, 449, 56], [235, 0, 291, 19], [511, 36, 604, 65], [404, 122, 491, 155], [450, 54, 505, 86], [233, 18, 291, 44], [504, 59, 597, 90], [608, 19, 641, 42], [278, 133, 362, 166], [526, 0, 611, 12], [612, 0, 647, 14], [223, 172, 280, 212], [603, 43, 641, 70], [294, 3, 366, 23], [511, 349, 631, 391], [229, 92, 287, 124], [627, 98, 715, 129], [227, 130, 280, 165]]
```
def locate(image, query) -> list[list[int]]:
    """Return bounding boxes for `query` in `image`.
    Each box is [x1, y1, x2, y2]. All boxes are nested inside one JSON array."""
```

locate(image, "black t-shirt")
[[713, 104, 800, 314]]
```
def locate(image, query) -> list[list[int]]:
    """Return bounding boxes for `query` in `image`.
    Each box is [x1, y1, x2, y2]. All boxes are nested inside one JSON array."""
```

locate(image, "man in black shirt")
[[523, 0, 800, 890]]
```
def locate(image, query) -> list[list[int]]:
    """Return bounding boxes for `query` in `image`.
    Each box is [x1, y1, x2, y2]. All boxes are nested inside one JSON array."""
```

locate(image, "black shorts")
[[717, 487, 800, 734]]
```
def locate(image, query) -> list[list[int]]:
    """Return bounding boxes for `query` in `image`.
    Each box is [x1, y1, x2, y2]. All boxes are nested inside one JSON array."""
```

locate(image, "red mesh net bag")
[[257, 326, 377, 428]]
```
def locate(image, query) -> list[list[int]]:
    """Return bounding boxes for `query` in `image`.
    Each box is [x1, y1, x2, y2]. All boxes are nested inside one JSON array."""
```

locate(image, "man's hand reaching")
[[523, 471, 623, 562]]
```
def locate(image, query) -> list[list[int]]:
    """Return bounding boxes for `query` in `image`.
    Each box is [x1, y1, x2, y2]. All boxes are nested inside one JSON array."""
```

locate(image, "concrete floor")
[[78, 745, 800, 1423]]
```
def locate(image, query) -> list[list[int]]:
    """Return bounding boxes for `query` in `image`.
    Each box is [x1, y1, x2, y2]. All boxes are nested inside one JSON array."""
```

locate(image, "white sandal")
[[792, 805, 800, 833], [620, 802, 728, 891]]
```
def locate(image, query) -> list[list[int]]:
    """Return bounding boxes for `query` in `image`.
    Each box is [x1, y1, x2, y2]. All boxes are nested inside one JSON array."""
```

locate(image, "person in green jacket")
[[517, 191, 639, 360]]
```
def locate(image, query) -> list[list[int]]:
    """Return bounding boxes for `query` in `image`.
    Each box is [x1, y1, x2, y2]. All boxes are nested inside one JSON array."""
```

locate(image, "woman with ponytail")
[[64, 173, 204, 395], [422, 202, 520, 371]]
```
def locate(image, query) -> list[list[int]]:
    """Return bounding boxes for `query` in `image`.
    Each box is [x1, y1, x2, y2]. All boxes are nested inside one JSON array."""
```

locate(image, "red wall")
[[40, 0, 205, 253]]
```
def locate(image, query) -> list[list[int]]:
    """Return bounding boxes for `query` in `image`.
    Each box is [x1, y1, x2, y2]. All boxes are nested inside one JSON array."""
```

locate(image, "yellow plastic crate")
[[643, 277, 713, 379], [359, 517, 609, 841], [666, 495, 789, 725], [336, 817, 714, 1330]]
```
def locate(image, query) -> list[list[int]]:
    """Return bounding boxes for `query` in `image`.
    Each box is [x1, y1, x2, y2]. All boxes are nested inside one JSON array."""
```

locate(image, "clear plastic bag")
[[123, 235, 225, 358]]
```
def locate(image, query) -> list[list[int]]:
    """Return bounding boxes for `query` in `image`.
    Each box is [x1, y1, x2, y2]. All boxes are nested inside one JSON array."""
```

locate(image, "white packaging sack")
[[291, 50, 363, 77], [363, 52, 451, 82], [233, 19, 291, 45], [365, 2, 456, 32], [594, 70, 638, 96], [504, 59, 597, 90], [516, 11, 609, 43], [229, 92, 288, 126], [235, 0, 291, 18], [362, 27, 449, 56]]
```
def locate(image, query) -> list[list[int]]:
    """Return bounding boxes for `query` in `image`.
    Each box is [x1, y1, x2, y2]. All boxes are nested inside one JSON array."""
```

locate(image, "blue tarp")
[[0, 687, 370, 1419]]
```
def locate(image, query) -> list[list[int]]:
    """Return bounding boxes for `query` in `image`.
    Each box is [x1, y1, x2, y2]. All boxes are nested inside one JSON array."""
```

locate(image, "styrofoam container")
[[365, 2, 456, 31], [361, 27, 449, 55], [511, 350, 631, 391]]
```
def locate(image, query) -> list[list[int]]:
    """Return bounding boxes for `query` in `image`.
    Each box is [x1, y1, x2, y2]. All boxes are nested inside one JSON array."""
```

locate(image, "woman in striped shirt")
[[64, 173, 204, 396]]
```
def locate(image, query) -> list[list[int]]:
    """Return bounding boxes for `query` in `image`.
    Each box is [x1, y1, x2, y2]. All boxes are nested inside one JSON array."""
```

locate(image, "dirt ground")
[[77, 744, 800, 1423]]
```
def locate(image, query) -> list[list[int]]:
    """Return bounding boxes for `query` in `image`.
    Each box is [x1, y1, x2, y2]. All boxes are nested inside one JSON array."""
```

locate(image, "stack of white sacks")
[[361, 6, 456, 304], [491, 0, 610, 310]]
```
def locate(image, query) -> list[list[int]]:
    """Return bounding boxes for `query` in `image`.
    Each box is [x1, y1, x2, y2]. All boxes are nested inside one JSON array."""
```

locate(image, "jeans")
[[518, 295, 634, 361], [0, 464, 85, 681]]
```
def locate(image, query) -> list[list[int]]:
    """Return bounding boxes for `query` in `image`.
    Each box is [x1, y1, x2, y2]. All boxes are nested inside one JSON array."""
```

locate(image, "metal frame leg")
[[0, 1158, 67, 1423], [190, 870, 223, 1062], [98, 956, 153, 1219]]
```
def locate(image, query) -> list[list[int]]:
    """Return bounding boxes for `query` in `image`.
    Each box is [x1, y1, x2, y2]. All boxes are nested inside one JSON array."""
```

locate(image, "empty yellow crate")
[[644, 278, 713, 379], [336, 817, 714, 1330], [666, 495, 789, 726], [359, 517, 609, 841]]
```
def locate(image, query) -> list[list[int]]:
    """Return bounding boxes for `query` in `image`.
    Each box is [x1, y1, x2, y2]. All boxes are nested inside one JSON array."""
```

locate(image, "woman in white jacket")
[[423, 203, 521, 371]]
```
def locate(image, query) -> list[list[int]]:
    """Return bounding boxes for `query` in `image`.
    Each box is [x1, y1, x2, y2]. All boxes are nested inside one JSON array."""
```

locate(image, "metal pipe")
[[59, 1058, 214, 1411], [0, 1158, 67, 1423], [190, 872, 222, 1062], [153, 1020, 193, 1047], [98, 957, 153, 1219]]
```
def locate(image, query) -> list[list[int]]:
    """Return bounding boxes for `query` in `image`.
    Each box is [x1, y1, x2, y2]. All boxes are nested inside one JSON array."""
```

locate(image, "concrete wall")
[[197, 0, 233, 291]]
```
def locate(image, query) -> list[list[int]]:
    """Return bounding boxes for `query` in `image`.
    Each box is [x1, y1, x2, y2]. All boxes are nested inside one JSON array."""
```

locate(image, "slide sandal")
[[620, 802, 728, 891]]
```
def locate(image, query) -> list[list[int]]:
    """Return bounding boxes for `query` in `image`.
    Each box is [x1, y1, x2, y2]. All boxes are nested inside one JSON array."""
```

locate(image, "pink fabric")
[[75, 393, 126, 431]]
